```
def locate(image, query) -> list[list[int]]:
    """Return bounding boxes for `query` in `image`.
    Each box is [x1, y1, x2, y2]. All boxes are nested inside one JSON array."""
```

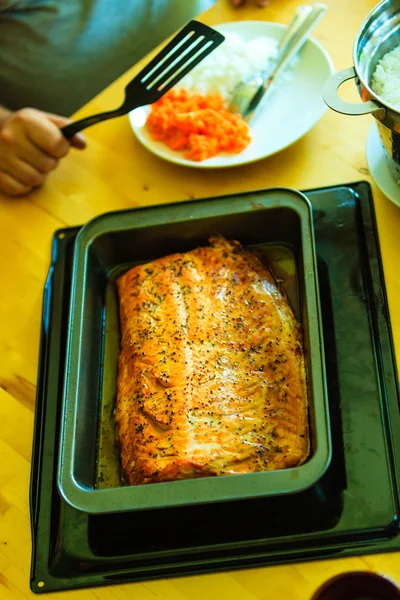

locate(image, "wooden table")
[[1, 0, 400, 597]]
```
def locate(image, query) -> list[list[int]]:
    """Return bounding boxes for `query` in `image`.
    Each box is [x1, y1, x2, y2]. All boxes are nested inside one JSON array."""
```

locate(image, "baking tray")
[[30, 182, 400, 593], [58, 188, 330, 513]]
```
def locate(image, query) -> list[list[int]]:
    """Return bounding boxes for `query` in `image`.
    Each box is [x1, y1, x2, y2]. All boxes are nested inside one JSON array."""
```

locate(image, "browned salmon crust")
[[116, 236, 309, 485]]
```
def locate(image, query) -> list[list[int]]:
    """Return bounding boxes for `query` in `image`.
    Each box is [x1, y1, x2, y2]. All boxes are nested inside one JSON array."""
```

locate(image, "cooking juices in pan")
[[58, 189, 330, 513]]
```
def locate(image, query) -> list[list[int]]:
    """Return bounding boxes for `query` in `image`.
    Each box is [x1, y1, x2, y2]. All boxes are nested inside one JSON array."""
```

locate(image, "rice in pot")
[[371, 44, 400, 110]]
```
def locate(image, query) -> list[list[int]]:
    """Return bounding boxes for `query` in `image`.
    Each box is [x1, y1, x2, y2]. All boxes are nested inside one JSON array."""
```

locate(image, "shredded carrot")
[[146, 89, 251, 162]]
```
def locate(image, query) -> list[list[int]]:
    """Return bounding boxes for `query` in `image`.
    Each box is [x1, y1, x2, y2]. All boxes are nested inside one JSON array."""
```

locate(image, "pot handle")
[[322, 66, 386, 118]]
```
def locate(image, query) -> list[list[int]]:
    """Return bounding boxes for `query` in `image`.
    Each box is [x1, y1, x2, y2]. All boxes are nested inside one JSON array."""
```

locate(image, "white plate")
[[366, 123, 400, 208], [129, 21, 335, 169]]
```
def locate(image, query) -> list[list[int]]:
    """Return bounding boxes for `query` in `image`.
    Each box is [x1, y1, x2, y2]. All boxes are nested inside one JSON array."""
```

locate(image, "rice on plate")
[[176, 31, 281, 102]]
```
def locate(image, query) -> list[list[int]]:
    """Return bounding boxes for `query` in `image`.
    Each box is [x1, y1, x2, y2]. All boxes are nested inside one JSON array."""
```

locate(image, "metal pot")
[[323, 0, 400, 183]]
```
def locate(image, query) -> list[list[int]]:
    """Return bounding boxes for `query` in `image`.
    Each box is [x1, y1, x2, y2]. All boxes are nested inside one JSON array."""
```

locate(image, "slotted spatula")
[[62, 20, 224, 139]]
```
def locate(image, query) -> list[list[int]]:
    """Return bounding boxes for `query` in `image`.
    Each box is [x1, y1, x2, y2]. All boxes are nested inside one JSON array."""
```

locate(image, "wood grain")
[[1, 0, 400, 597]]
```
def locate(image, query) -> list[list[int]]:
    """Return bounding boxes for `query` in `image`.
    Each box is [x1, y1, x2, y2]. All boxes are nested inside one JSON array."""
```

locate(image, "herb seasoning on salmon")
[[116, 236, 309, 485]]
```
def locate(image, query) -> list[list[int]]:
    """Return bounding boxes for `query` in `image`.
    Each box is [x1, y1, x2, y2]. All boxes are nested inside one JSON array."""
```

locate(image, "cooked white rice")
[[176, 32, 285, 102], [371, 44, 400, 110]]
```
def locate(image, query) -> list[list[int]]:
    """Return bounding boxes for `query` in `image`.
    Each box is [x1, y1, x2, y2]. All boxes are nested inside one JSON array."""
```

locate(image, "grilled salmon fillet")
[[116, 236, 309, 485]]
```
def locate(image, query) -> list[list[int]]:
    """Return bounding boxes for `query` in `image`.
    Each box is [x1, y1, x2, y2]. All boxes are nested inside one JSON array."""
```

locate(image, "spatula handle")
[[61, 109, 123, 139]]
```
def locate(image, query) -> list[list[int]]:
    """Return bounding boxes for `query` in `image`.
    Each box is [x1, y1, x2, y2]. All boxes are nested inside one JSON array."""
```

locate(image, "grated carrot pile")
[[146, 89, 251, 162]]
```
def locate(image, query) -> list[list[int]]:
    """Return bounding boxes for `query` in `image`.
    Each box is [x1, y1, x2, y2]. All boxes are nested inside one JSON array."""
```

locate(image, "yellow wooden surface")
[[1, 0, 400, 597]]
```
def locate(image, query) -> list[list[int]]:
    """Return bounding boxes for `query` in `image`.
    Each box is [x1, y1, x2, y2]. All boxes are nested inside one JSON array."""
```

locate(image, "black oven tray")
[[30, 182, 400, 593]]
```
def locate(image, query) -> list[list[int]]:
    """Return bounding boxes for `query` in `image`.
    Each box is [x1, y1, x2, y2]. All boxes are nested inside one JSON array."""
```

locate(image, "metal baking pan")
[[58, 187, 331, 513]]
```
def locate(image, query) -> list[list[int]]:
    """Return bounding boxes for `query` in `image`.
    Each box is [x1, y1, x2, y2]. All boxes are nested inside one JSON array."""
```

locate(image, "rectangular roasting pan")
[[57, 187, 331, 513]]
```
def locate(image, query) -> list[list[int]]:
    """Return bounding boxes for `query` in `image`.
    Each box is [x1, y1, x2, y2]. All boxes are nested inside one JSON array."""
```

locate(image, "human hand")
[[0, 107, 86, 196], [230, 0, 270, 6]]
